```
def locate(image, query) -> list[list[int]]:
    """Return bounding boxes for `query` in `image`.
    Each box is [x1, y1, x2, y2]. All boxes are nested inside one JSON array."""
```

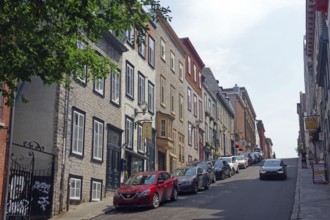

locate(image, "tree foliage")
[[0, 0, 171, 106]]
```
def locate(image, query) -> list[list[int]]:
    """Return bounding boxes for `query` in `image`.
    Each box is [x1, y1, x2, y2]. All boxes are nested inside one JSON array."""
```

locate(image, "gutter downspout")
[[59, 83, 70, 213], [3, 92, 16, 220]]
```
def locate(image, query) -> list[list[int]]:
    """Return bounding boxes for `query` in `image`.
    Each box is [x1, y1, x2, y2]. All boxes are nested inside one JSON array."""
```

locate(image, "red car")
[[113, 171, 179, 209]]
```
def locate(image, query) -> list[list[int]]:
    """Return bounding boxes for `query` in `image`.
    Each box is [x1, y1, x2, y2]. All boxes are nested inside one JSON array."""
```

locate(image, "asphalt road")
[[93, 158, 298, 220]]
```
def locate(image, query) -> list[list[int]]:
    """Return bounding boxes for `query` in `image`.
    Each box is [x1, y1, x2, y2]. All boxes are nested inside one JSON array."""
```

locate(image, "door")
[[106, 129, 122, 190]]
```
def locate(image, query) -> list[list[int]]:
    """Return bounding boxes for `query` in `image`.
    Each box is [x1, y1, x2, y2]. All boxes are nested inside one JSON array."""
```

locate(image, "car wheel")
[[152, 193, 160, 209], [193, 183, 198, 194], [231, 168, 235, 176], [236, 167, 239, 173], [228, 170, 232, 177], [212, 175, 216, 183], [220, 172, 226, 180], [204, 179, 210, 190], [172, 188, 178, 201]]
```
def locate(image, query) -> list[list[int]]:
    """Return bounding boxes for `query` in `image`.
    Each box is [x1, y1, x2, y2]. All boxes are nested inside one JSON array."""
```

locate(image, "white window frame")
[[170, 86, 175, 114], [199, 72, 202, 88], [138, 35, 146, 58], [76, 41, 87, 84], [125, 117, 134, 149], [148, 36, 155, 67], [187, 56, 191, 74], [91, 180, 102, 201], [70, 177, 82, 200], [188, 122, 192, 145], [126, 29, 135, 47], [193, 94, 197, 117], [170, 51, 175, 72], [179, 94, 183, 121], [126, 62, 134, 99], [193, 64, 197, 82], [199, 100, 203, 122], [94, 77, 105, 96], [161, 38, 166, 61], [137, 124, 144, 153], [111, 69, 120, 105], [161, 120, 166, 137], [161, 76, 165, 105], [93, 119, 104, 161], [138, 72, 145, 105], [72, 109, 85, 156], [179, 62, 184, 81], [187, 87, 191, 110], [148, 82, 154, 114]]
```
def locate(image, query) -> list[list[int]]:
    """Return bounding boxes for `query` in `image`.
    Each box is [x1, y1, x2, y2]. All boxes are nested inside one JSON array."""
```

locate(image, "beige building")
[[155, 18, 187, 172]]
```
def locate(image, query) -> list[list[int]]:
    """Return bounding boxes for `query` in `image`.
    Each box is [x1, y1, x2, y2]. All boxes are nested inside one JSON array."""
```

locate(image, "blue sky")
[[160, 0, 305, 158]]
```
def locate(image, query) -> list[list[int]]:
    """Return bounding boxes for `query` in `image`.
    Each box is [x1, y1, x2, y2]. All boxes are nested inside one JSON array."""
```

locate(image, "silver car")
[[236, 155, 248, 169]]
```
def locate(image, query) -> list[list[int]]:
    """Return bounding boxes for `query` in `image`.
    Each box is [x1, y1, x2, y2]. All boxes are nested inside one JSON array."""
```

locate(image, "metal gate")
[[6, 141, 55, 220]]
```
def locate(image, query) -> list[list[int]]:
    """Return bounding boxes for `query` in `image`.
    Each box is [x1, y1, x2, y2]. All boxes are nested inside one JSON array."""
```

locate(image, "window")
[[170, 51, 175, 72], [179, 94, 183, 121], [188, 122, 192, 146], [205, 123, 208, 143], [148, 82, 154, 114], [179, 134, 185, 163], [187, 87, 191, 111], [179, 62, 184, 81], [161, 120, 166, 137], [161, 38, 166, 61], [204, 93, 207, 112], [69, 176, 82, 200], [209, 126, 212, 143], [199, 72, 202, 88], [187, 56, 191, 74], [168, 120, 173, 139], [193, 94, 197, 117], [193, 64, 197, 81], [170, 86, 175, 114], [138, 72, 145, 105], [94, 77, 105, 96], [137, 124, 144, 153], [126, 61, 134, 99], [138, 35, 146, 58], [93, 118, 104, 161], [71, 108, 85, 156], [194, 128, 198, 150], [76, 41, 87, 84], [126, 29, 135, 47], [91, 179, 102, 202], [212, 103, 216, 118], [125, 117, 134, 149], [148, 36, 155, 68], [208, 98, 212, 113], [160, 76, 166, 106], [111, 69, 121, 105], [199, 100, 203, 122]]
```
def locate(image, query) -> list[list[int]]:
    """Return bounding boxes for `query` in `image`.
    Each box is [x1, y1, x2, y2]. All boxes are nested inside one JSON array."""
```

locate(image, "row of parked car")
[[113, 153, 263, 209]]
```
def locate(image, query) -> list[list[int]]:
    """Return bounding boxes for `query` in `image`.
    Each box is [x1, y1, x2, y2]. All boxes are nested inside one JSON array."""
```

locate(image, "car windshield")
[[173, 168, 196, 176], [222, 157, 232, 163], [214, 160, 223, 168], [126, 174, 156, 185], [263, 160, 281, 167], [196, 162, 207, 170], [236, 156, 244, 160]]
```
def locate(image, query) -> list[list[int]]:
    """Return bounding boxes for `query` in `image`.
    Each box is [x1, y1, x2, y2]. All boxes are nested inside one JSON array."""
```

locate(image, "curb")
[[291, 159, 301, 220]]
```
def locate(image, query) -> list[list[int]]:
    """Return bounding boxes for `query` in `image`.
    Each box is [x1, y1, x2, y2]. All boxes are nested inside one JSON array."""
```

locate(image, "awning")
[[124, 148, 148, 159]]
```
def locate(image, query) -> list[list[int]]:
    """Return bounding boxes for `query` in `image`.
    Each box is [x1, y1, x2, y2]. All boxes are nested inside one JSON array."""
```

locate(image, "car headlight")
[[138, 189, 150, 197], [277, 170, 284, 174], [114, 191, 120, 198], [259, 170, 266, 174]]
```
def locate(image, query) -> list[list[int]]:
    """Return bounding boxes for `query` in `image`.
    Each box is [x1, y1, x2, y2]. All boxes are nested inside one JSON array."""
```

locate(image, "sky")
[[160, 0, 305, 158]]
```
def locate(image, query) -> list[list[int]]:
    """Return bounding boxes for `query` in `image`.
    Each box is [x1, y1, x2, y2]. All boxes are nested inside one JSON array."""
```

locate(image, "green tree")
[[0, 0, 171, 105]]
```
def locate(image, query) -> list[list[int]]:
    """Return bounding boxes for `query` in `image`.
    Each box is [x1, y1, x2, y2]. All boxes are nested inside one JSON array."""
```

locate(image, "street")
[[93, 158, 298, 220]]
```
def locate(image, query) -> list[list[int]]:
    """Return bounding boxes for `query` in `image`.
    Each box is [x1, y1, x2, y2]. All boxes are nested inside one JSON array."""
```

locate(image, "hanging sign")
[[305, 116, 319, 131], [142, 122, 152, 140]]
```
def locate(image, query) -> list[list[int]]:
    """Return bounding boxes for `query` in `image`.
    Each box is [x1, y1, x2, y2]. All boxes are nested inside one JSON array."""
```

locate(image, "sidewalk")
[[291, 161, 330, 220], [50, 192, 115, 220], [51, 160, 330, 220]]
